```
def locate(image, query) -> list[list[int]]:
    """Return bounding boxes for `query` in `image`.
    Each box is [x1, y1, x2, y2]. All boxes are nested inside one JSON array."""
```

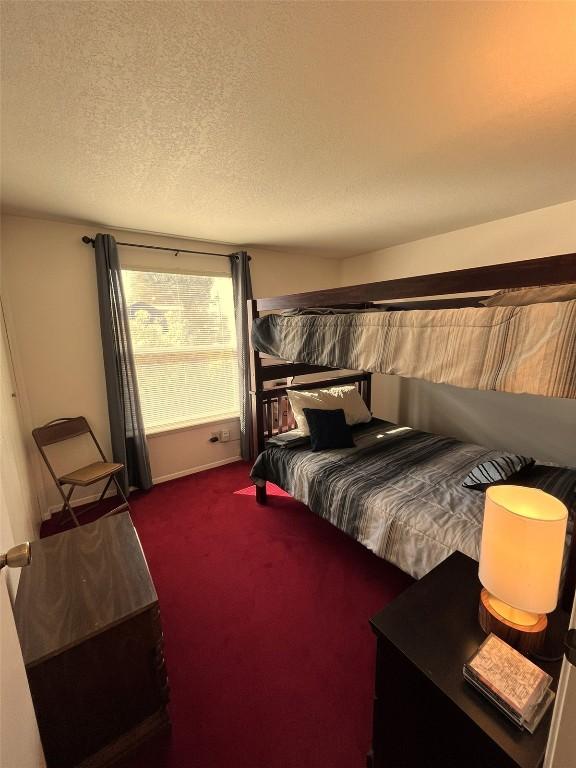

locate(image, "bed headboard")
[[253, 372, 371, 451], [249, 296, 374, 464]]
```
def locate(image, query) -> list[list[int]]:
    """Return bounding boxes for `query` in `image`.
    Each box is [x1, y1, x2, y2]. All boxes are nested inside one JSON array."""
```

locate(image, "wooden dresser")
[[14, 512, 170, 768]]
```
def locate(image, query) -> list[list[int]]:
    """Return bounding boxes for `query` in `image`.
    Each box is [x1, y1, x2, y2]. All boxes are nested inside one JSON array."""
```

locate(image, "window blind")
[[122, 268, 239, 432]]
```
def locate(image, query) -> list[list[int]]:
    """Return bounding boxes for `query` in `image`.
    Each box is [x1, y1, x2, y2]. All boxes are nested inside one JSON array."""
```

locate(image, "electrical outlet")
[[220, 430, 230, 443]]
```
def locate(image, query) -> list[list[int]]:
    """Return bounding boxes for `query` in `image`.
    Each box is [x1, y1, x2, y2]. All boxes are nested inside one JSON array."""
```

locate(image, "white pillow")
[[287, 385, 372, 436]]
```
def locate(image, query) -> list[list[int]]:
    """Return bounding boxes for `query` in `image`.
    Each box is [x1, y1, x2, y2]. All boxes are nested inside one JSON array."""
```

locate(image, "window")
[[122, 268, 239, 432]]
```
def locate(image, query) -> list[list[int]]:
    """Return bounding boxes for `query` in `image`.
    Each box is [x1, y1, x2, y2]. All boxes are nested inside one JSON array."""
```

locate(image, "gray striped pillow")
[[462, 455, 534, 490]]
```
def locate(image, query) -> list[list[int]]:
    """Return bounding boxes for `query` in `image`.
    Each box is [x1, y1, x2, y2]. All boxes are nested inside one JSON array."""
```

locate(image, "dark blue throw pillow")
[[302, 408, 355, 452]]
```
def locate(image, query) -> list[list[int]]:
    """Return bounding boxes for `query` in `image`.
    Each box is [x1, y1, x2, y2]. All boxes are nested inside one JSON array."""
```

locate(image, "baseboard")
[[152, 456, 242, 485], [45, 456, 243, 518]]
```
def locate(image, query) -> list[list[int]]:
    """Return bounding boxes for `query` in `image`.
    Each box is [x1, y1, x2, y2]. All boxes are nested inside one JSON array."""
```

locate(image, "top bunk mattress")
[[252, 301, 576, 399]]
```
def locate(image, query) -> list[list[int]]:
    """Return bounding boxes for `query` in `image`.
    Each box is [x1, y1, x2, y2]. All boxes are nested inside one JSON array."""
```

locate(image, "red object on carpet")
[[44, 462, 412, 768]]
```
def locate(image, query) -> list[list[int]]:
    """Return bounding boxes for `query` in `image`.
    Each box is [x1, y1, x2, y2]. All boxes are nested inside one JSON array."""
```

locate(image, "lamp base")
[[478, 589, 547, 656]]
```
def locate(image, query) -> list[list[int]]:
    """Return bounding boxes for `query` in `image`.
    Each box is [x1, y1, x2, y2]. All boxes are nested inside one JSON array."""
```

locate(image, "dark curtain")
[[94, 233, 152, 493], [231, 251, 253, 460]]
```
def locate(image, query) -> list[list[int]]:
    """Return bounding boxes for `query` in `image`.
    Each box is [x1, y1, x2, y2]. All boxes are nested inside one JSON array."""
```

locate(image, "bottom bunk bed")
[[251, 416, 576, 585]]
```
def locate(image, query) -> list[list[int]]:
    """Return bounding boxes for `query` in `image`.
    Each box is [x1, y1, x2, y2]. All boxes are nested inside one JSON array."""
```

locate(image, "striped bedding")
[[252, 301, 576, 399], [250, 420, 575, 580]]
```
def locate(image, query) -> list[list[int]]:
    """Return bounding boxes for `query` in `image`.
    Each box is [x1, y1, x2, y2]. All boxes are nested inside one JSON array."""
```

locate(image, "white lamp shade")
[[479, 485, 568, 614]]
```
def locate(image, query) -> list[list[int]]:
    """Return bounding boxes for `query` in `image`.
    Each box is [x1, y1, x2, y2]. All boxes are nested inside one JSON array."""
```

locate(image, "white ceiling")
[[2, 1, 576, 258]]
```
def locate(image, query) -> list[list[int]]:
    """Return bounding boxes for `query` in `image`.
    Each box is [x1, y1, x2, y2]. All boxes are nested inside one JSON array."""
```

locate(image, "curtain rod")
[[81, 235, 238, 259]]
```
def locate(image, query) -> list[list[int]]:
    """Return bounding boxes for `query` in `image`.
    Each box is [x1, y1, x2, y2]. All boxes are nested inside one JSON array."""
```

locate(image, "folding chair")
[[32, 417, 130, 527]]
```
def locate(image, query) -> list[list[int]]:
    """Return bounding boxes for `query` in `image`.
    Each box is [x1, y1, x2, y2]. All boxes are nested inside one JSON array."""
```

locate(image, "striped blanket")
[[250, 420, 575, 580], [252, 301, 576, 399]]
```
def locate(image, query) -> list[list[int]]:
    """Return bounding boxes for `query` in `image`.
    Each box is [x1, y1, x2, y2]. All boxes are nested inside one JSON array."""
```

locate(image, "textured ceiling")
[[2, 1, 576, 257]]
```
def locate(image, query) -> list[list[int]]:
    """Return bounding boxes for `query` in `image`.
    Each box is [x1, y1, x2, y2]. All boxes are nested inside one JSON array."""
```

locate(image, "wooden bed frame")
[[248, 251, 576, 609]]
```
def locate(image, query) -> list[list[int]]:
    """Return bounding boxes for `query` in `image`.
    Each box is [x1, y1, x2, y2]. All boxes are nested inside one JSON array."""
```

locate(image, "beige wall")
[[0, 307, 45, 767], [340, 200, 576, 466], [1, 215, 341, 513]]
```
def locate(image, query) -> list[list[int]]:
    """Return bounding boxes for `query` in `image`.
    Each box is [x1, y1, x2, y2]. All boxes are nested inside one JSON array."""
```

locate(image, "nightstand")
[[367, 552, 567, 768]]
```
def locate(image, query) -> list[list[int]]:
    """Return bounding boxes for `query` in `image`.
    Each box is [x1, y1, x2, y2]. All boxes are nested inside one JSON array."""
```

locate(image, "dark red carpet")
[[44, 462, 412, 768]]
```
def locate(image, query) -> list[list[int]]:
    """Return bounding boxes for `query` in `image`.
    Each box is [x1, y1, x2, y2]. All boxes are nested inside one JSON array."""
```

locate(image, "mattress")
[[251, 301, 576, 399], [250, 420, 575, 580]]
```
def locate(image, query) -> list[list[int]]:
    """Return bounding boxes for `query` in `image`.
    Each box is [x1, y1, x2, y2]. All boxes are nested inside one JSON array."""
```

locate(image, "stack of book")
[[463, 633, 555, 733]]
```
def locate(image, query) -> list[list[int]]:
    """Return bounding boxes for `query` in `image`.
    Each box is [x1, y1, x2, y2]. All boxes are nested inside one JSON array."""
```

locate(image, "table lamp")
[[478, 485, 568, 655]]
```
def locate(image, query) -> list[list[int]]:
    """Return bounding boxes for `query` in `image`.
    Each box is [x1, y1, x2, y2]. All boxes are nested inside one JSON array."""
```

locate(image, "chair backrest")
[[32, 417, 91, 448]]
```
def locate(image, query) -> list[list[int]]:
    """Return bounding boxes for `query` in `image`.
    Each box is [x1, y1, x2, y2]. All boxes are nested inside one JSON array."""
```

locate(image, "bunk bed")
[[248, 253, 576, 610]]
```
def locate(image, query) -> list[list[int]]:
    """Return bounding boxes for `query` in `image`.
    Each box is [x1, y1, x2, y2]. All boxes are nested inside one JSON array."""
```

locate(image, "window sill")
[[146, 414, 240, 439]]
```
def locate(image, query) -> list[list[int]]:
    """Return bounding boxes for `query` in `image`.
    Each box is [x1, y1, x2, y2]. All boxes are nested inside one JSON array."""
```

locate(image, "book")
[[463, 667, 523, 728], [524, 688, 555, 735], [463, 633, 554, 732]]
